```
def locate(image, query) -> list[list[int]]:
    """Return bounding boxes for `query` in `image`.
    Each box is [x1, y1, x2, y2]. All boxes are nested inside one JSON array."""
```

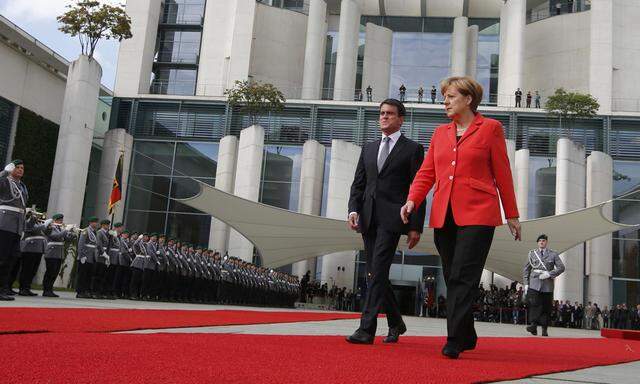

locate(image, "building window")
[[162, 0, 205, 25], [156, 30, 202, 64], [150, 68, 198, 96]]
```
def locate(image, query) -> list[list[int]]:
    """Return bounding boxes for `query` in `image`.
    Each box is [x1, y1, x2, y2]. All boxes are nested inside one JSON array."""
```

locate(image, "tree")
[[225, 80, 286, 126], [57, 1, 132, 60], [545, 88, 599, 136]]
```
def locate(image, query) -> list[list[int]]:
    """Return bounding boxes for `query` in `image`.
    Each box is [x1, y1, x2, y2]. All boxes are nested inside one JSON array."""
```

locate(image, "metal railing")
[[527, 0, 592, 24]]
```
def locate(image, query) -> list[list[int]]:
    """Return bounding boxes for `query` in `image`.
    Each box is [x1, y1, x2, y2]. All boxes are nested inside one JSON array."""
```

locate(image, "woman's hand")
[[507, 218, 521, 241], [400, 201, 415, 224]]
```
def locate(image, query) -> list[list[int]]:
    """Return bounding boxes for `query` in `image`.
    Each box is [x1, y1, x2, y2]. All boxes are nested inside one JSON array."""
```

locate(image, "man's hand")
[[348, 212, 359, 231], [407, 230, 421, 249], [80, 256, 87, 264], [539, 271, 551, 280], [524, 285, 528, 295], [400, 201, 415, 224], [507, 218, 521, 241]]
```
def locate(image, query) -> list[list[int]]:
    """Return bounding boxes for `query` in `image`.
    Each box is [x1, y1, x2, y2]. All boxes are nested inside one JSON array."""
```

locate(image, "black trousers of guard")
[[434, 206, 495, 349], [43, 258, 62, 292], [528, 289, 553, 328], [129, 268, 144, 298], [76, 261, 94, 295], [19, 252, 43, 290], [91, 263, 107, 295], [104, 264, 117, 295], [358, 223, 403, 336], [0, 230, 21, 293]]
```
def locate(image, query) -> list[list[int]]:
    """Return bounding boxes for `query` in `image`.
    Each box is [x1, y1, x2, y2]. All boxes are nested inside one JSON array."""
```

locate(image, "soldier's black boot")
[[526, 324, 537, 336], [541, 327, 548, 337]]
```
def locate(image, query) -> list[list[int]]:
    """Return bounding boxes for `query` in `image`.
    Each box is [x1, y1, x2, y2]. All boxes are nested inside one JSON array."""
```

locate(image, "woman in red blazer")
[[401, 77, 521, 359]]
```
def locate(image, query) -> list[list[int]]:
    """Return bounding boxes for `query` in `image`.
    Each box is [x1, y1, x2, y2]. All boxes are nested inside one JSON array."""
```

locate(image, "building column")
[[114, 0, 162, 97], [589, 0, 613, 113], [320, 140, 361, 289], [554, 138, 586, 303], [466, 25, 479, 78], [209, 135, 238, 251], [450, 17, 469, 77], [228, 125, 264, 262], [301, 0, 328, 100], [292, 140, 326, 278], [586, 151, 613, 307], [333, 0, 362, 101], [497, 0, 526, 107], [94, 129, 134, 223], [47, 56, 102, 226], [361, 23, 393, 102], [515, 149, 530, 220], [197, 0, 257, 96]]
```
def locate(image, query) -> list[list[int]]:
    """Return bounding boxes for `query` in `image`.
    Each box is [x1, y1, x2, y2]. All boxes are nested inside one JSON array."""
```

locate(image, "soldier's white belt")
[[0, 205, 24, 213], [110, 248, 119, 252], [85, 244, 96, 248], [134, 255, 145, 259], [25, 236, 47, 241], [47, 242, 64, 246]]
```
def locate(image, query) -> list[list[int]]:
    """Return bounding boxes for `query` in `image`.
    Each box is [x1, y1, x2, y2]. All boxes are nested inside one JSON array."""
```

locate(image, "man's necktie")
[[378, 137, 390, 173]]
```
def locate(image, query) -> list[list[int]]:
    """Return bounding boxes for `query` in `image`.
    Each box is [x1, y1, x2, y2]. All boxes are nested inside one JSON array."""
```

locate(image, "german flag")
[[108, 154, 124, 215]]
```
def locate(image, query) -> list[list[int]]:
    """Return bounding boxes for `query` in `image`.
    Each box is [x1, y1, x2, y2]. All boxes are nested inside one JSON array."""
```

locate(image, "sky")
[[0, 0, 123, 90]]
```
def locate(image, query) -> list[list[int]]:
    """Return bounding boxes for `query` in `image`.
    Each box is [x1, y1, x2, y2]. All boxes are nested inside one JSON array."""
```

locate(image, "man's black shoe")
[[383, 322, 407, 343], [462, 337, 477, 351], [526, 325, 538, 336], [541, 327, 549, 337], [18, 289, 37, 296], [42, 291, 59, 298], [346, 329, 374, 345], [0, 293, 15, 301], [441, 343, 460, 359], [76, 293, 91, 299], [7, 289, 18, 295]]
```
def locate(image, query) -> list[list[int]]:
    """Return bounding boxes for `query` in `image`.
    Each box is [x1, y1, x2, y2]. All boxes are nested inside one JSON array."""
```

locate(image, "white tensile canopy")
[[177, 181, 636, 282]]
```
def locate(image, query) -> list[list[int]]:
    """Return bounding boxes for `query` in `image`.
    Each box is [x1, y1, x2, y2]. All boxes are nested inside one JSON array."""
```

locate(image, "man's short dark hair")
[[537, 234, 548, 242], [380, 98, 406, 117]]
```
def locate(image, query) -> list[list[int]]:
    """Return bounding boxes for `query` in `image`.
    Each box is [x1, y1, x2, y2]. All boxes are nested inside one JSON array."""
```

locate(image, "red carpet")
[[602, 328, 640, 340], [0, 308, 361, 334], [2, 333, 639, 383]]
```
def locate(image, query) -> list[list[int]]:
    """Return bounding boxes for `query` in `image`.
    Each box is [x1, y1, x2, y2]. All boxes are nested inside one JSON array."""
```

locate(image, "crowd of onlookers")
[[299, 272, 354, 311]]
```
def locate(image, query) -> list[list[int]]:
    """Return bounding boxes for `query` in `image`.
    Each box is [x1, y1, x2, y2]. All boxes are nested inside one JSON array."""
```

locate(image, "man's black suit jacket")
[[348, 134, 426, 235]]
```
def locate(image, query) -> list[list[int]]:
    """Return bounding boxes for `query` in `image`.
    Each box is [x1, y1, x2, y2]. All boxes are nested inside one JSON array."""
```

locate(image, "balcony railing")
[[527, 0, 591, 24]]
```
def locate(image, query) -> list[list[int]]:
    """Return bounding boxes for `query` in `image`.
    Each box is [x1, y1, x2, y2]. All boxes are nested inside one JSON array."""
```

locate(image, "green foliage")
[[545, 88, 600, 136], [12, 109, 59, 212], [57, 1, 132, 60], [224, 80, 286, 126]]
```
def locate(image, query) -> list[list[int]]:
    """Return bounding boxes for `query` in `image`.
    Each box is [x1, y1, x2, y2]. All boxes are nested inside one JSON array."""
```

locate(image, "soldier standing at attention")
[[523, 234, 565, 336], [76, 217, 99, 299], [0, 160, 28, 300], [93, 219, 112, 299], [42, 213, 76, 297], [18, 210, 47, 296]]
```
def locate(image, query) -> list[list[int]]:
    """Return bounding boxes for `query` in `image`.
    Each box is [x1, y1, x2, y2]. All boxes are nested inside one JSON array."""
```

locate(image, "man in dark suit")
[[346, 98, 426, 344]]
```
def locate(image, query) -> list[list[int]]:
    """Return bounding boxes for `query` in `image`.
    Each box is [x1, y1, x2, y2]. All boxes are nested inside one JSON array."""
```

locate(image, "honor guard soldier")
[[523, 234, 565, 336], [129, 233, 149, 299], [156, 234, 168, 300], [18, 210, 47, 296], [93, 219, 112, 299], [142, 233, 160, 300], [0, 160, 28, 300], [115, 229, 133, 298], [42, 213, 77, 297], [105, 222, 123, 298], [76, 217, 99, 298]]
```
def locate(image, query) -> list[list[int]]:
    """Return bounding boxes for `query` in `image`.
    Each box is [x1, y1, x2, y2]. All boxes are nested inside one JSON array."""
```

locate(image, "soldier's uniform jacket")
[[131, 238, 148, 270], [523, 248, 565, 293], [164, 246, 176, 274], [78, 227, 98, 264], [96, 228, 111, 265], [21, 216, 47, 253], [44, 224, 75, 260], [143, 241, 160, 271], [0, 170, 28, 235], [107, 232, 121, 266], [155, 244, 166, 272], [178, 249, 191, 277], [118, 237, 133, 266]]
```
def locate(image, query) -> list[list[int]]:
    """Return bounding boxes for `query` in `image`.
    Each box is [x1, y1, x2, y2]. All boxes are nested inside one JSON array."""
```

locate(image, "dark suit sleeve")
[[408, 143, 426, 233], [348, 145, 367, 215]]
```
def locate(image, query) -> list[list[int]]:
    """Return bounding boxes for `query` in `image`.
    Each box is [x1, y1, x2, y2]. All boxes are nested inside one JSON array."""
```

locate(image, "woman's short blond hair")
[[440, 76, 484, 112]]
